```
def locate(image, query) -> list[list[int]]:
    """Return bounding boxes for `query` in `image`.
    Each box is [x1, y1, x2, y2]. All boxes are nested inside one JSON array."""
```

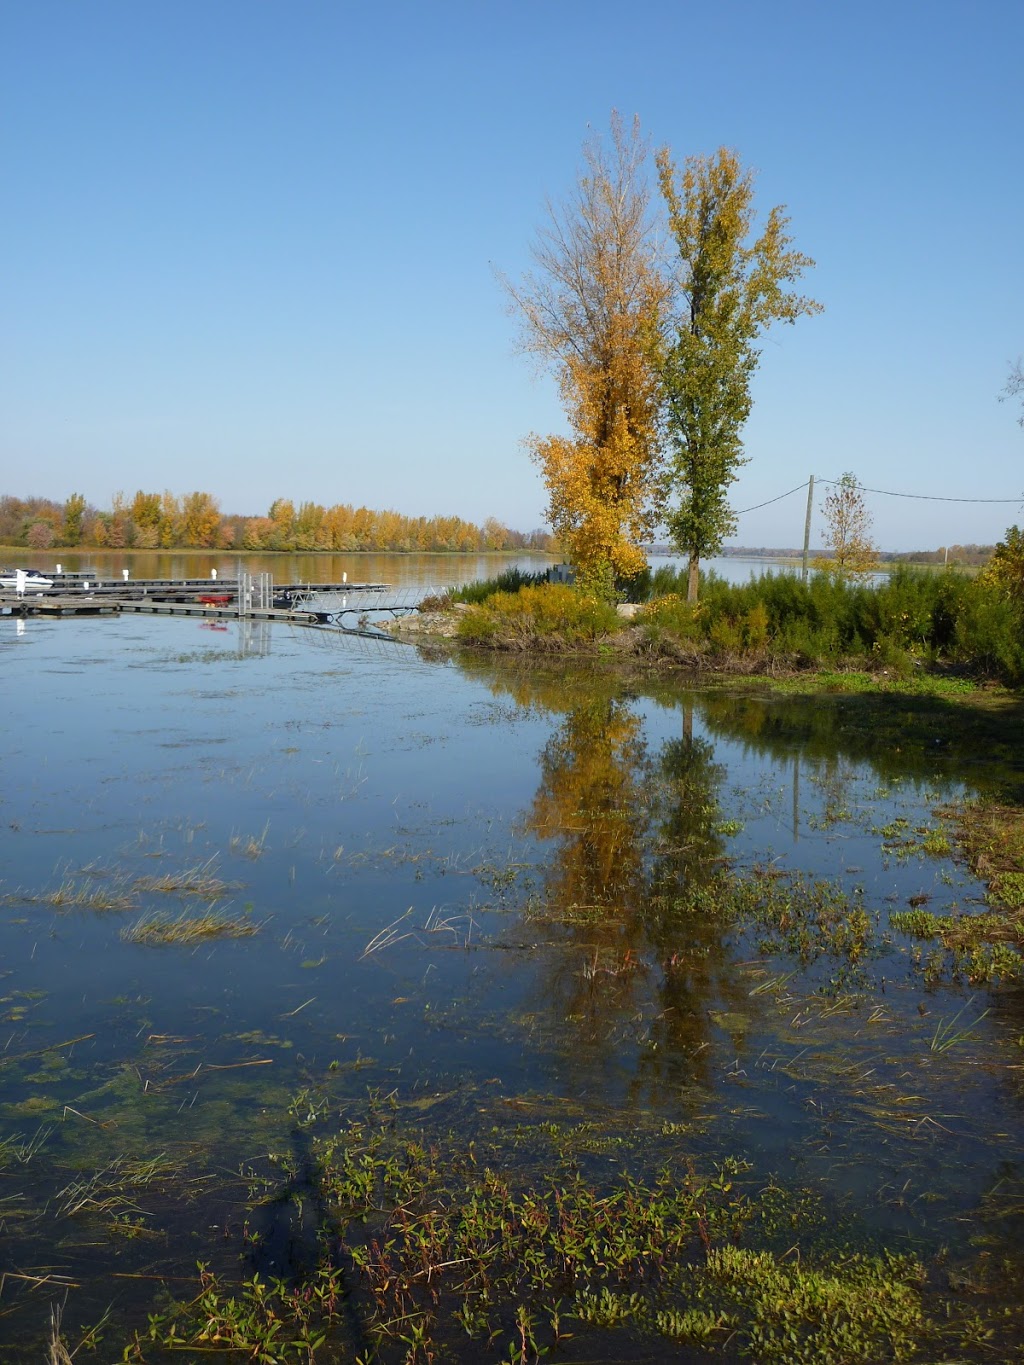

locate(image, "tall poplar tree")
[[504, 114, 667, 597], [655, 148, 822, 602]]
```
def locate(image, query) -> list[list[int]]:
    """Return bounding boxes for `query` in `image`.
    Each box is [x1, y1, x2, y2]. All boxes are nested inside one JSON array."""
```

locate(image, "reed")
[[132, 856, 236, 899], [929, 1000, 990, 1054], [231, 821, 270, 858], [121, 908, 260, 945]]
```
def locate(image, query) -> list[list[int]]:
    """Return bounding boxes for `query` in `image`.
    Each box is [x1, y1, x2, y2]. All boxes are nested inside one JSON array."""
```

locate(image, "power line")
[[814, 476, 1022, 505], [733, 475, 1021, 516], [734, 481, 810, 515]]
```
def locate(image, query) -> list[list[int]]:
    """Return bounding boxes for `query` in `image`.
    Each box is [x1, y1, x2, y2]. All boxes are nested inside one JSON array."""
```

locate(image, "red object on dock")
[[197, 594, 232, 606]]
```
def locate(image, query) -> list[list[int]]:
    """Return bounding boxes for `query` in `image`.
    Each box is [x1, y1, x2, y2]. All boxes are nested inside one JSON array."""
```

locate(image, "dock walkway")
[[0, 574, 397, 629]]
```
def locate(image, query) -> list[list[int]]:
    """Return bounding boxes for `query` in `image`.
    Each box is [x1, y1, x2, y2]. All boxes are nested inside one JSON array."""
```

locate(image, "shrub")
[[454, 562, 1024, 684], [457, 583, 619, 649], [638, 594, 701, 638], [708, 617, 743, 654], [952, 584, 1024, 683], [743, 602, 770, 649], [450, 568, 550, 605]]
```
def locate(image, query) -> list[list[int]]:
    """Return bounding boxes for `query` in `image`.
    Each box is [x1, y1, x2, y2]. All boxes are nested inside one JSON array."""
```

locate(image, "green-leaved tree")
[[655, 147, 822, 602]]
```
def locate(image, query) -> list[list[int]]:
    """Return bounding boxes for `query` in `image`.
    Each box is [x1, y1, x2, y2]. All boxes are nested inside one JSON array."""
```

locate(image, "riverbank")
[[391, 567, 1024, 689], [391, 606, 1021, 701]]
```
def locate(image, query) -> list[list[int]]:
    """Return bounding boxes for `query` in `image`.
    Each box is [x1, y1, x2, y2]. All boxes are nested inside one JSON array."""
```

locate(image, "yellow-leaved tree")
[[816, 473, 879, 580], [502, 114, 667, 598]]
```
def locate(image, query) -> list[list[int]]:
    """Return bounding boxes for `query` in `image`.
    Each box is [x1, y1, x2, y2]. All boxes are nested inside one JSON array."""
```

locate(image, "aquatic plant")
[[129, 1261, 344, 1361], [125, 1109, 1024, 1363], [929, 1000, 991, 1054], [892, 904, 1023, 985], [231, 821, 271, 858], [120, 908, 260, 944]]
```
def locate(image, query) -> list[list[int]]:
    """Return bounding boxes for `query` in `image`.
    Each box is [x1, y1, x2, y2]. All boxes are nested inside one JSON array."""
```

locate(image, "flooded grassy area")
[[1, 614, 1023, 1361]]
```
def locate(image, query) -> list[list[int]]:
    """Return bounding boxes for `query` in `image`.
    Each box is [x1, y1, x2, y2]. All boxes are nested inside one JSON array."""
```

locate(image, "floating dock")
[[0, 572, 400, 631]]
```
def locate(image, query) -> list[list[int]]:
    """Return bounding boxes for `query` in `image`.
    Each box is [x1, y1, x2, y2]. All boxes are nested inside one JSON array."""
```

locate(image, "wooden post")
[[801, 475, 815, 581]]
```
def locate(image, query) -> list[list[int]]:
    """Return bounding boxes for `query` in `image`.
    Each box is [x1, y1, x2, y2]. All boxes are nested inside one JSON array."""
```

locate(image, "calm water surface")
[[1, 609, 1022, 1359], [11, 550, 556, 593], [11, 548, 854, 591]]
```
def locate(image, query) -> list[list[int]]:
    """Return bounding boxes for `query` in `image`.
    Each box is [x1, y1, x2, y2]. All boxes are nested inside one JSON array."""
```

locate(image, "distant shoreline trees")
[[0, 491, 556, 555]]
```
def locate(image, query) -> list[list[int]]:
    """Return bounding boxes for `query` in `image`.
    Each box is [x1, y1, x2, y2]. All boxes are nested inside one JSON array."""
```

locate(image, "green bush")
[[457, 583, 619, 649], [450, 567, 550, 605], [952, 585, 1024, 683], [743, 602, 770, 649], [638, 593, 701, 638], [452, 562, 1024, 684]]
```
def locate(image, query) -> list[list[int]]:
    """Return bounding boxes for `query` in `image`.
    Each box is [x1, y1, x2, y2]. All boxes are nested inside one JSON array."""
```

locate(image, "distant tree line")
[[0, 492, 555, 555], [651, 543, 995, 565], [885, 545, 994, 566]]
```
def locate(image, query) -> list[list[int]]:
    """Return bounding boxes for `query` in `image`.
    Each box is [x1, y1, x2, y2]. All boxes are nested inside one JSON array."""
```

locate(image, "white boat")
[[0, 569, 55, 591]]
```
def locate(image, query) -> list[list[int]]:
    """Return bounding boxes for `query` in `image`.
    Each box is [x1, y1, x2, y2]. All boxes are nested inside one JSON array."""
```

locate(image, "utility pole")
[[801, 475, 815, 581]]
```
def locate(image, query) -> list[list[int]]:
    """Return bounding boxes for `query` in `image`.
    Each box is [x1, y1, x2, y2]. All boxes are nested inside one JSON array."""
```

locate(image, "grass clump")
[[230, 822, 270, 858], [449, 566, 551, 605], [457, 582, 619, 650], [121, 909, 259, 945], [132, 858, 236, 899], [951, 800, 1024, 905], [38, 873, 137, 912], [687, 869, 876, 969], [891, 905, 1023, 986]]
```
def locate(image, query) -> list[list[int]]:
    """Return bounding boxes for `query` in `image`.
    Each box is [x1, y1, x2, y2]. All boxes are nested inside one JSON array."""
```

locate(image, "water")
[[1, 612, 1022, 1360], [658, 552, 893, 588], [10, 549, 556, 594]]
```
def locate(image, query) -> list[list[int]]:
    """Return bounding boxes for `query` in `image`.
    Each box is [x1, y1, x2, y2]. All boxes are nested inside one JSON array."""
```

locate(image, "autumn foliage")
[[504, 114, 667, 596], [507, 116, 821, 601], [0, 491, 552, 555], [815, 473, 879, 580]]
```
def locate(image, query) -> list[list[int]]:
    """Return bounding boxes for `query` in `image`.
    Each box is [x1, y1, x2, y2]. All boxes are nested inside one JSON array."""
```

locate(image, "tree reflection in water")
[[492, 668, 759, 1097]]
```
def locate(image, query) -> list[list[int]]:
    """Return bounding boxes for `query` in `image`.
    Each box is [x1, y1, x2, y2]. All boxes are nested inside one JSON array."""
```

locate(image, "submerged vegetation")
[[889, 799, 1024, 986], [126, 1108, 991, 1364], [2, 613, 1024, 1361]]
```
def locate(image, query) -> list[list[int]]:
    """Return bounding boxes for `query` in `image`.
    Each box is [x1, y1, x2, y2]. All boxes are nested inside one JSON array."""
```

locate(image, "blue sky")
[[2, 0, 1021, 550]]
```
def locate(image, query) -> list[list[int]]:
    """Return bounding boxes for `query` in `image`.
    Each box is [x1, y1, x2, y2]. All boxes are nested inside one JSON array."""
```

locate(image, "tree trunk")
[[687, 554, 700, 604]]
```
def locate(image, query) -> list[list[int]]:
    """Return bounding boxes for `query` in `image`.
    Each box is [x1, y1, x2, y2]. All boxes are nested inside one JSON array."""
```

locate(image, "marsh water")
[[2, 557, 1023, 1361]]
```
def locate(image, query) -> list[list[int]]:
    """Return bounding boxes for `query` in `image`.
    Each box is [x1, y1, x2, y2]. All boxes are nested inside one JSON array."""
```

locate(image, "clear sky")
[[3, 0, 1021, 550]]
